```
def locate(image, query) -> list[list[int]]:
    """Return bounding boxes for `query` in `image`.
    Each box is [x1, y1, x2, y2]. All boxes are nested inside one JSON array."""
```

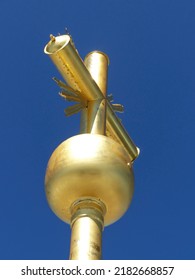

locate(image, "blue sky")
[[1, 0, 195, 260]]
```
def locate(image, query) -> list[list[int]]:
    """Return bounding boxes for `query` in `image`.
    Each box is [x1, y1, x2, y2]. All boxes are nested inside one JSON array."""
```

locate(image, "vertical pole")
[[69, 199, 106, 260], [69, 53, 109, 260], [80, 51, 109, 135], [84, 51, 109, 94]]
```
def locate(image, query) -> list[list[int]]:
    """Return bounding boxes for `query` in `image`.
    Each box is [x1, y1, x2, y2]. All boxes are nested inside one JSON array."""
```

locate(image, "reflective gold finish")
[[83, 51, 108, 135], [44, 35, 99, 99], [84, 51, 109, 95], [80, 107, 88, 133], [45, 134, 134, 226], [69, 198, 105, 260], [70, 214, 102, 260], [44, 34, 139, 260], [87, 99, 107, 134], [44, 35, 139, 161]]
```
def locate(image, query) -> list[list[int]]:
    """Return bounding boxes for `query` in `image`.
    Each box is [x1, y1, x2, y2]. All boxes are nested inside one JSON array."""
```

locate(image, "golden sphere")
[[45, 134, 134, 226]]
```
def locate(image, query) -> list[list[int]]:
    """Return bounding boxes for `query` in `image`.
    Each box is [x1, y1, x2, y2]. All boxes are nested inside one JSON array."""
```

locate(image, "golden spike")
[[53, 77, 82, 96], [64, 103, 84, 116], [59, 91, 80, 102], [111, 103, 124, 113]]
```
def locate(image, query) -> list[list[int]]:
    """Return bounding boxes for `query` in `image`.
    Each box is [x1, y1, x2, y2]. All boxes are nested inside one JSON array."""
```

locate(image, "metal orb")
[[45, 134, 134, 226]]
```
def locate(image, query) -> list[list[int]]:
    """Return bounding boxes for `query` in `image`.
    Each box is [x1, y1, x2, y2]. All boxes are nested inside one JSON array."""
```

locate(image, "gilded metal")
[[53, 78, 86, 116], [44, 34, 139, 260], [111, 103, 124, 113], [44, 35, 139, 161], [80, 107, 88, 134], [45, 134, 134, 226], [83, 51, 108, 135], [84, 51, 109, 95], [69, 198, 105, 260]]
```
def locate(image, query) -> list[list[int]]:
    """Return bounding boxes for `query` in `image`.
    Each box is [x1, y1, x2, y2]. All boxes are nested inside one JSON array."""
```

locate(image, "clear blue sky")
[[1, 0, 195, 260]]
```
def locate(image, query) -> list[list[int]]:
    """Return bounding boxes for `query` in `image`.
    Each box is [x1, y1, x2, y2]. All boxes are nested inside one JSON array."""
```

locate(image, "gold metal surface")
[[44, 35, 139, 161], [45, 134, 134, 226], [84, 51, 109, 95], [69, 198, 105, 260], [87, 99, 107, 134], [70, 215, 102, 260], [83, 51, 108, 135], [80, 107, 88, 133], [44, 34, 139, 259]]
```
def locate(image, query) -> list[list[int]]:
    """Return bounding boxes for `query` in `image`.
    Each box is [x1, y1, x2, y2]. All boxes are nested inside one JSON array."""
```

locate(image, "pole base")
[[69, 198, 105, 260]]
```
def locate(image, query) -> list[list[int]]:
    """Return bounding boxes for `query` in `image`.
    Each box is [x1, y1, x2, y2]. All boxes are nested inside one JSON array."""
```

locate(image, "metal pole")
[[69, 199, 105, 260], [84, 51, 109, 135], [69, 52, 108, 260], [44, 34, 137, 260]]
